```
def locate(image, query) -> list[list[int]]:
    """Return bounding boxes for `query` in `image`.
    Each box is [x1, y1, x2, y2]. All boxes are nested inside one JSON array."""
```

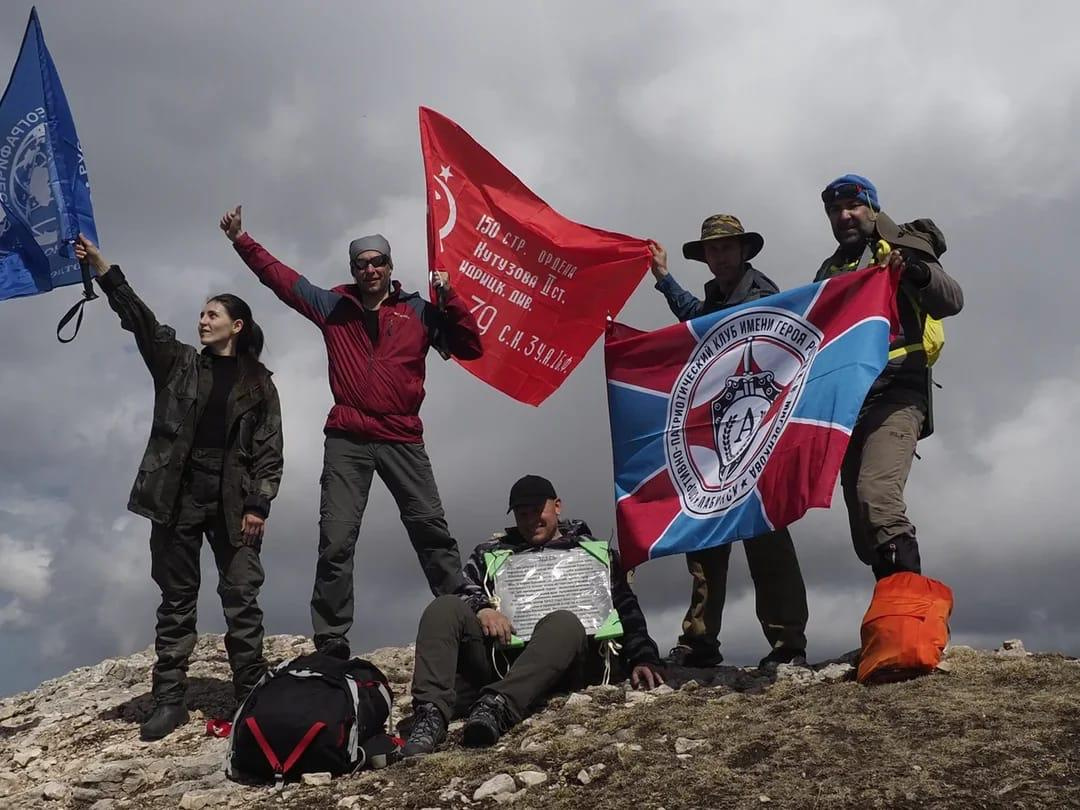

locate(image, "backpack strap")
[[281, 722, 328, 774], [244, 717, 284, 772], [243, 717, 327, 776]]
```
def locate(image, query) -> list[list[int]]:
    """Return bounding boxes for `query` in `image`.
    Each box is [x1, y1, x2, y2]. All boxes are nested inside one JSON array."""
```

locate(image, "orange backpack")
[[857, 572, 953, 685]]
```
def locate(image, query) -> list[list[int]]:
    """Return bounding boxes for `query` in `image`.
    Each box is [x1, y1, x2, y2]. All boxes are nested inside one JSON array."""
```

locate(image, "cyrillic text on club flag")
[[420, 106, 651, 406], [605, 267, 901, 569]]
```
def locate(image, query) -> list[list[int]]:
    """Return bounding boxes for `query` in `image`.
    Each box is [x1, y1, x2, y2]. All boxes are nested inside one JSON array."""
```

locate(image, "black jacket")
[[97, 267, 284, 543]]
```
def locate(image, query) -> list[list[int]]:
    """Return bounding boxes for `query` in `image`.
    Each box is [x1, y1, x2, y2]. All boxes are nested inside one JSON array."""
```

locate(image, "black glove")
[[902, 254, 932, 287]]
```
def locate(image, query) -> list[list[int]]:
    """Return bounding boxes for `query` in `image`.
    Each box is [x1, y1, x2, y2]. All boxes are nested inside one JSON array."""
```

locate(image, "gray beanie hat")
[[348, 234, 392, 263]]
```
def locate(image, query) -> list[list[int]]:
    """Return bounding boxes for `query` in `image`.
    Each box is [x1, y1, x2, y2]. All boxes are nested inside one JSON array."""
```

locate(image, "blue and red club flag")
[[605, 265, 901, 569], [0, 8, 98, 337]]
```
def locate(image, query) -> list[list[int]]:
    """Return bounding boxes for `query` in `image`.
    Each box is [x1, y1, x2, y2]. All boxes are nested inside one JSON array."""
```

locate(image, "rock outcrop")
[[1, 635, 1078, 808]]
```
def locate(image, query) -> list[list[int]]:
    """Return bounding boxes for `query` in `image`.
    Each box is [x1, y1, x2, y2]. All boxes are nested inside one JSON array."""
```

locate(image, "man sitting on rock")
[[402, 475, 665, 756]]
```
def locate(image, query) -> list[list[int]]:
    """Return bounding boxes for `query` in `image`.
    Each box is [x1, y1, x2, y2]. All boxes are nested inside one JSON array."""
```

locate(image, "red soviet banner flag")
[[420, 106, 651, 406]]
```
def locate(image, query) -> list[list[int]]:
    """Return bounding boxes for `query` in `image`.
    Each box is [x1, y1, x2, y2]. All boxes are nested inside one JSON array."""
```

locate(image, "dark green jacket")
[[97, 267, 284, 543]]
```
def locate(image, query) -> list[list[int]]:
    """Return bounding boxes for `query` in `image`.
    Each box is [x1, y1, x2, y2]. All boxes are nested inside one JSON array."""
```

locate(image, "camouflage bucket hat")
[[682, 214, 764, 263]]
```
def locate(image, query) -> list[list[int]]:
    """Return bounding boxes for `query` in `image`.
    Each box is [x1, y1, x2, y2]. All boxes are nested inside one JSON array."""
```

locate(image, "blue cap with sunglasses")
[[821, 174, 880, 212], [348, 234, 392, 265]]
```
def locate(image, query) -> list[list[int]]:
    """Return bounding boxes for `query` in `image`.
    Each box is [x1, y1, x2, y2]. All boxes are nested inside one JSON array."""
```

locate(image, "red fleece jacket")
[[234, 233, 483, 443]]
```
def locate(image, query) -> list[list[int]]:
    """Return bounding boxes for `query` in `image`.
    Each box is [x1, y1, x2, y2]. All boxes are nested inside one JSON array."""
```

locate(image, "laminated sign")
[[487, 542, 622, 648]]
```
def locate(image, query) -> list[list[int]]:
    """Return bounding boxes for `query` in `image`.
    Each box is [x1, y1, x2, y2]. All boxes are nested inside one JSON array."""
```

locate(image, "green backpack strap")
[[578, 539, 612, 566], [594, 609, 623, 641], [483, 549, 514, 579]]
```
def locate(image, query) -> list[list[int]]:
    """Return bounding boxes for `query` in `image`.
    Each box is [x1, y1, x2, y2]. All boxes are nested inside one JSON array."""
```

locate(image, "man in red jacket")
[[221, 206, 483, 658]]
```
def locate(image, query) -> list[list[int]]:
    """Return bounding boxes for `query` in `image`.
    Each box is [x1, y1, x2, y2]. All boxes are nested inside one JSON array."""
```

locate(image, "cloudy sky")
[[1, 1, 1077, 696]]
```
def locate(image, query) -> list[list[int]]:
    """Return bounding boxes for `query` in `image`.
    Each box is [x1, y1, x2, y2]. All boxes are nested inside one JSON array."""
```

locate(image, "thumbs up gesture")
[[219, 205, 243, 243]]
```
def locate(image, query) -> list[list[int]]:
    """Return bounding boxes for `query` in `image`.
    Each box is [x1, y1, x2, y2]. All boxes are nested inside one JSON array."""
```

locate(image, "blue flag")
[[0, 7, 97, 302]]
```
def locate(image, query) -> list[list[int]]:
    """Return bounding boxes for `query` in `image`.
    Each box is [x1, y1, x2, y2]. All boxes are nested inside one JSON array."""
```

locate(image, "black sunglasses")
[[353, 254, 390, 271], [821, 183, 865, 204]]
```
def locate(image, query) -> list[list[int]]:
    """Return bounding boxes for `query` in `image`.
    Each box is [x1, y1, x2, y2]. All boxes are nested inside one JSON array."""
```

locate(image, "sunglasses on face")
[[353, 254, 390, 271]]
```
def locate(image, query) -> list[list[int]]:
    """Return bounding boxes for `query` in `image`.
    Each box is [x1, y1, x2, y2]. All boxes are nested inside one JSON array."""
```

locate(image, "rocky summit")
[[1, 635, 1078, 809]]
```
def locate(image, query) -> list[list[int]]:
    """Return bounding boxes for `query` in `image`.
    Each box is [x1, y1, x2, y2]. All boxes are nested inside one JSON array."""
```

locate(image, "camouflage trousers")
[[677, 529, 808, 655], [149, 448, 267, 704]]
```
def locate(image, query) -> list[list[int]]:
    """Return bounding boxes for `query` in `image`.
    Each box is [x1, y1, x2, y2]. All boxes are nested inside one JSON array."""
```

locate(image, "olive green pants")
[[677, 528, 808, 655]]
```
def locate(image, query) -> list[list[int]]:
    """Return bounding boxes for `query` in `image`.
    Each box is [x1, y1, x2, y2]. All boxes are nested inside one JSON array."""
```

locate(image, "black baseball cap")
[[507, 475, 558, 513]]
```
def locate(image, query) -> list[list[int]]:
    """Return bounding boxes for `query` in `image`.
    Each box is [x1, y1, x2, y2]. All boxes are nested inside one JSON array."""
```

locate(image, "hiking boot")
[[316, 638, 351, 660], [463, 693, 514, 748], [758, 648, 809, 671], [234, 668, 268, 705], [664, 644, 723, 668], [871, 537, 921, 580], [402, 703, 448, 757], [139, 702, 189, 742]]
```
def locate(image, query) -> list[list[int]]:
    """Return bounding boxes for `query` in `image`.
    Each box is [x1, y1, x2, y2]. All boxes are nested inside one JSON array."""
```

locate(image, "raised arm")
[[75, 235, 188, 385], [428, 271, 483, 360], [650, 240, 706, 322], [220, 205, 342, 326]]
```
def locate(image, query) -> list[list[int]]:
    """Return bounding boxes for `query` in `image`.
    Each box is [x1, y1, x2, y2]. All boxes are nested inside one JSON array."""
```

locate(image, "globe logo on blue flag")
[[6, 119, 61, 249]]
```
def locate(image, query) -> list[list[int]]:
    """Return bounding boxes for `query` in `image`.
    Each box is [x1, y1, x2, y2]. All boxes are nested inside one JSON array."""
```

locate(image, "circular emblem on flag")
[[666, 308, 822, 517], [6, 122, 61, 251]]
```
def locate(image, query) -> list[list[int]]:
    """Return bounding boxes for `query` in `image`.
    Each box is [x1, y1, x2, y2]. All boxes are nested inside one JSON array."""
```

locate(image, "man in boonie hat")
[[649, 213, 774, 320], [648, 215, 809, 671]]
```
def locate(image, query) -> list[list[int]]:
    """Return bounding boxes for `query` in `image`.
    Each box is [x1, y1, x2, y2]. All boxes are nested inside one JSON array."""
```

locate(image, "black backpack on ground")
[[226, 652, 398, 783]]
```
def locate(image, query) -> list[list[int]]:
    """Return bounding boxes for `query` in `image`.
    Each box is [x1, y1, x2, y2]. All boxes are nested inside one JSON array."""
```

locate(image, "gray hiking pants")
[[841, 401, 925, 578], [311, 433, 466, 650]]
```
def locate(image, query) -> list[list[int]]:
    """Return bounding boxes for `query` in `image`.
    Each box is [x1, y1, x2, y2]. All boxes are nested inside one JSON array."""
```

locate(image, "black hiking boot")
[[664, 644, 723, 668], [139, 702, 189, 742], [463, 693, 514, 748], [871, 537, 922, 580], [758, 647, 808, 671], [402, 703, 448, 757]]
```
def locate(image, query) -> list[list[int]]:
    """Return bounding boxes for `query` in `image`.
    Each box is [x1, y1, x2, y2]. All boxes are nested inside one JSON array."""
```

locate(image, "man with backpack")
[[220, 206, 483, 660], [648, 216, 809, 671], [401, 475, 665, 756], [815, 175, 964, 579]]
